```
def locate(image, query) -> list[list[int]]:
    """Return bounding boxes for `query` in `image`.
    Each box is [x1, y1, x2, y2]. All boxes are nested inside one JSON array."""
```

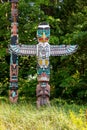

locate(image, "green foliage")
[[0, 102, 87, 130], [18, 77, 37, 100]]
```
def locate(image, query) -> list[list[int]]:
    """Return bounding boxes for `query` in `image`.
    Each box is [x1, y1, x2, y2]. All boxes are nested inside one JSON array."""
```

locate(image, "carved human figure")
[[36, 81, 50, 108]]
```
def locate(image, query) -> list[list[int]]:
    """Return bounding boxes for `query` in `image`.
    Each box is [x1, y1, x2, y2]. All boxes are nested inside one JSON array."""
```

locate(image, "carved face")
[[37, 23, 50, 43]]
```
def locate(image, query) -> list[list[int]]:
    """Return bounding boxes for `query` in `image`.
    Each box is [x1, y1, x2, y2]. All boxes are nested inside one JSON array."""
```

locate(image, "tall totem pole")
[[9, 0, 18, 103], [9, 1, 78, 107]]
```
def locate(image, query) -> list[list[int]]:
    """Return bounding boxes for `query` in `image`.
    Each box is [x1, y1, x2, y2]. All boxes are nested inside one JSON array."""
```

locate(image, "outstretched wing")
[[9, 44, 37, 56], [50, 45, 78, 56]]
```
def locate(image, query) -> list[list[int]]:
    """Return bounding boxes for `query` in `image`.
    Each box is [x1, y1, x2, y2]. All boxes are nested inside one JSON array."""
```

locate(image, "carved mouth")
[[38, 38, 48, 42]]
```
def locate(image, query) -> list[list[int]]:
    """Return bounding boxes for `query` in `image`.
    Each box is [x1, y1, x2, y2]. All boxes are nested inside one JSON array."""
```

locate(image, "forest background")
[[0, 0, 87, 104]]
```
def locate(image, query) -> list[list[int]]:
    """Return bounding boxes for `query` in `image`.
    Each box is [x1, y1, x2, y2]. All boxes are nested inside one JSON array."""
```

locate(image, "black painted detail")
[[11, 36, 17, 45]]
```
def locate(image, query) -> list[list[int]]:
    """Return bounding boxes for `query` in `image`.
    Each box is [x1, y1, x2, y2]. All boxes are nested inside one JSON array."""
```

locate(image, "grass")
[[0, 100, 87, 130]]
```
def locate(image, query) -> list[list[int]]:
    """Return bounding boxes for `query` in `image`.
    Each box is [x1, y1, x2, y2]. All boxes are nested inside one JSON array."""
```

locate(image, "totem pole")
[[9, 0, 18, 103], [9, 21, 78, 107], [9, 1, 78, 107]]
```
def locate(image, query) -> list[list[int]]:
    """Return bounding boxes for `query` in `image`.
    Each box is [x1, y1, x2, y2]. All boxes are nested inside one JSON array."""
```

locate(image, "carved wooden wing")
[[9, 44, 37, 56], [50, 45, 78, 56]]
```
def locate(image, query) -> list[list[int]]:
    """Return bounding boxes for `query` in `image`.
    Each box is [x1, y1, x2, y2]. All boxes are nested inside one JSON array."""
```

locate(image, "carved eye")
[[44, 28, 50, 35], [38, 29, 43, 35], [45, 30, 49, 34]]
